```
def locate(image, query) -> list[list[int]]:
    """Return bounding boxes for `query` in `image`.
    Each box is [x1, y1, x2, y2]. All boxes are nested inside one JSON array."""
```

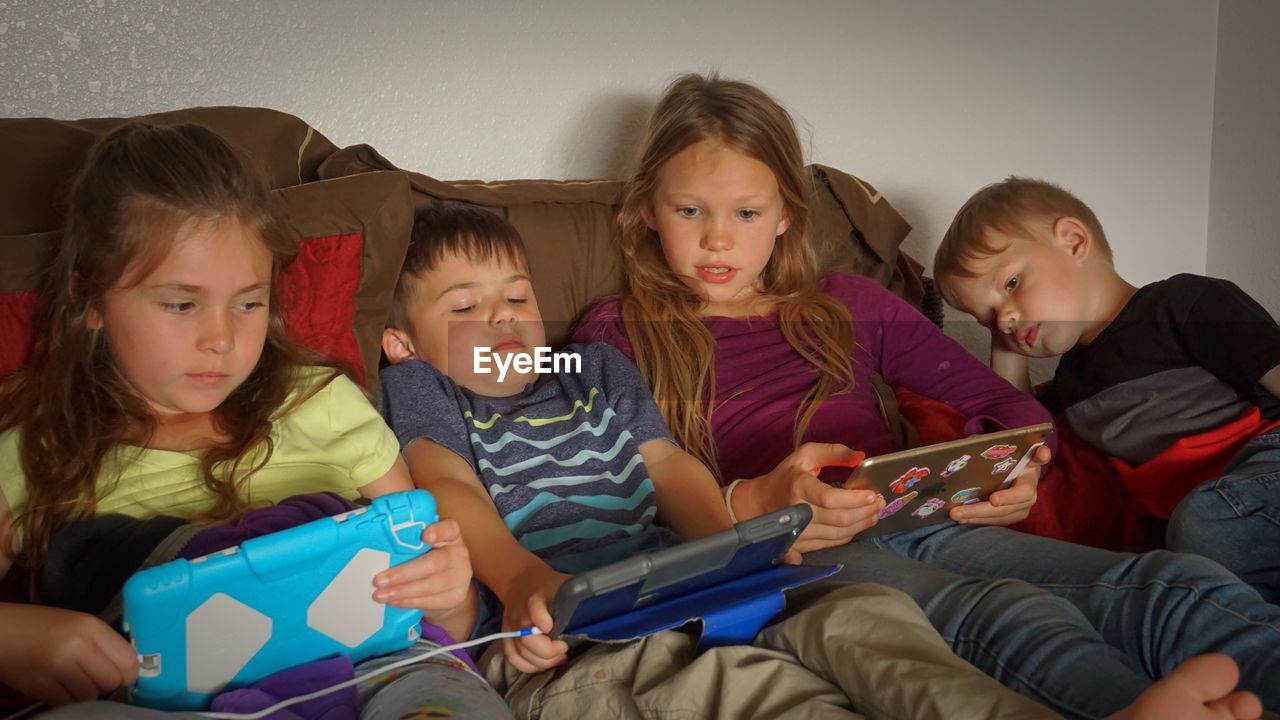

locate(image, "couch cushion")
[[0, 107, 339, 236], [318, 144, 920, 346], [0, 171, 412, 391]]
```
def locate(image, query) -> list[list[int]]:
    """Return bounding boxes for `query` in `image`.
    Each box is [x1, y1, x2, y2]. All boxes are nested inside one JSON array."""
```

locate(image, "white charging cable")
[[1, 627, 542, 720]]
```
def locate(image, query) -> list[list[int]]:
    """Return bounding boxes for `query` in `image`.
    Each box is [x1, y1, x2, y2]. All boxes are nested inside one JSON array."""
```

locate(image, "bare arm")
[[990, 344, 1033, 394], [639, 439, 732, 541], [1260, 364, 1280, 399], [402, 439, 569, 672], [355, 454, 415, 498], [402, 440, 555, 602]]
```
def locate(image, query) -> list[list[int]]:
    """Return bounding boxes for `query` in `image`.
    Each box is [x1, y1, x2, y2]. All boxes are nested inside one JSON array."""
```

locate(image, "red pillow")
[[0, 290, 36, 378], [0, 233, 365, 383], [278, 232, 365, 384]]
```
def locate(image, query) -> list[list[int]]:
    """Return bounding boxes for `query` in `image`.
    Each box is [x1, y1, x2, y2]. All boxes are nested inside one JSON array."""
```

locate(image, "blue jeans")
[[807, 522, 1280, 720], [1167, 427, 1280, 603]]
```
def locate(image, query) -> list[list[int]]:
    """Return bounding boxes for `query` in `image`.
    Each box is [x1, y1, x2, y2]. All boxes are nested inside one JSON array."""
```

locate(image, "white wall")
[[1208, 0, 1280, 315], [0, 0, 1222, 369]]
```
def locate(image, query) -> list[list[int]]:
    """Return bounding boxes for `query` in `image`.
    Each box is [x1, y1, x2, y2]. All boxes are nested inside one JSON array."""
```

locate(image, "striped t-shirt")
[[377, 343, 677, 574]]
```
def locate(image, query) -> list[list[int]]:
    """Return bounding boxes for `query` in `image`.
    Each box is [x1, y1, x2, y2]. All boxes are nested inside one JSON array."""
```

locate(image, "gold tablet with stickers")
[[843, 423, 1054, 537]]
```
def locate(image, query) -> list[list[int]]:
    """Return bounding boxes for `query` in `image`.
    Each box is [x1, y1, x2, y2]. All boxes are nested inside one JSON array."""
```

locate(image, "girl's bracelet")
[[723, 478, 746, 524]]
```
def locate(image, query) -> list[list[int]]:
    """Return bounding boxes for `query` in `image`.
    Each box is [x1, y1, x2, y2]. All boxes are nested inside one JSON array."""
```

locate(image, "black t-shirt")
[[1038, 274, 1280, 464]]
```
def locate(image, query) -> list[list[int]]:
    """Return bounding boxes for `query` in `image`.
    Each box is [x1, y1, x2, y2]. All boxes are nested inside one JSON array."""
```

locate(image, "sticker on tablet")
[[951, 487, 982, 505], [992, 457, 1017, 475], [878, 491, 918, 519], [982, 444, 1017, 460], [941, 454, 971, 478], [912, 497, 947, 518], [890, 467, 930, 494]]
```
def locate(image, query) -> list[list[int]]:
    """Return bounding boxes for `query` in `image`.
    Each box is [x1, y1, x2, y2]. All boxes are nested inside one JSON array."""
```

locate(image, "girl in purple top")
[[573, 72, 1274, 720]]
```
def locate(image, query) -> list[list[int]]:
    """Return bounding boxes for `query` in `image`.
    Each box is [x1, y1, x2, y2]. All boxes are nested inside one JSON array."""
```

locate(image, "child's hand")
[[949, 444, 1051, 526], [499, 565, 571, 674], [373, 519, 473, 614], [0, 603, 138, 706], [734, 443, 881, 553]]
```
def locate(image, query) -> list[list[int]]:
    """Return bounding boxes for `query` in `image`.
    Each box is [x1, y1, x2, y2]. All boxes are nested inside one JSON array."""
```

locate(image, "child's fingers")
[[988, 480, 1037, 508], [383, 581, 471, 611], [809, 500, 881, 536], [1032, 445, 1053, 466], [75, 651, 127, 699], [33, 680, 75, 708], [373, 543, 471, 598], [951, 497, 1034, 524], [528, 593, 556, 634], [812, 484, 879, 510], [92, 621, 140, 681], [504, 633, 567, 673], [422, 518, 463, 546], [791, 443, 865, 474], [502, 637, 542, 674], [50, 669, 97, 706]]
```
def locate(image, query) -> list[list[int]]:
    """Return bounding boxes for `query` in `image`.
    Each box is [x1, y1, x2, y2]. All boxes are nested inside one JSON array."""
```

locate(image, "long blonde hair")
[[617, 73, 855, 477], [0, 123, 337, 576]]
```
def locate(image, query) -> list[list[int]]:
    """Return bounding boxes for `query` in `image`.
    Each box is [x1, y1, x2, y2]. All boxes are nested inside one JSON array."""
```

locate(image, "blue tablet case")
[[554, 505, 841, 651], [569, 564, 840, 650], [122, 489, 437, 711]]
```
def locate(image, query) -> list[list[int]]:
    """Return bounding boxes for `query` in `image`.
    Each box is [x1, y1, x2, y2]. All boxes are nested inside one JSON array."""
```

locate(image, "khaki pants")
[[483, 582, 1054, 720]]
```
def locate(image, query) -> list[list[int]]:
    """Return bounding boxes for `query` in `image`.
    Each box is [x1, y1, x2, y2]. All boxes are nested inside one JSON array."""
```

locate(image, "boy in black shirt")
[[934, 176, 1280, 602]]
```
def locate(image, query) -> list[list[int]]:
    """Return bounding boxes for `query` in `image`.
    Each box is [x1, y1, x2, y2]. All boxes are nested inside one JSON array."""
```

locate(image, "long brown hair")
[[617, 73, 855, 477], [0, 123, 336, 574]]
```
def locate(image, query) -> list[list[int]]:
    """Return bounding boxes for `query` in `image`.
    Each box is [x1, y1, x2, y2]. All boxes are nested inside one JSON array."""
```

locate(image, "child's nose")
[[198, 311, 235, 353], [996, 305, 1018, 334], [700, 220, 733, 252], [489, 301, 517, 325]]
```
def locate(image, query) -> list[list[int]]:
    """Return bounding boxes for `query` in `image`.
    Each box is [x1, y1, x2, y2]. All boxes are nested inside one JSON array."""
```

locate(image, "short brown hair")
[[934, 177, 1112, 290], [388, 201, 530, 328]]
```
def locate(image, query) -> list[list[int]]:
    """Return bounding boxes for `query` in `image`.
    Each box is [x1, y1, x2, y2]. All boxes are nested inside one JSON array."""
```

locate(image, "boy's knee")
[[1167, 486, 1225, 551], [806, 581, 930, 624]]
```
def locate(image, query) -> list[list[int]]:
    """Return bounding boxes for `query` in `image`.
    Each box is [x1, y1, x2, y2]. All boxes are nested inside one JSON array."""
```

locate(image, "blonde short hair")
[[934, 177, 1112, 290]]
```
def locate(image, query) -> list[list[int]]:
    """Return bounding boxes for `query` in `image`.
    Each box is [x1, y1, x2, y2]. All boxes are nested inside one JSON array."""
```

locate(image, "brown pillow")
[[318, 144, 919, 345], [320, 145, 626, 347], [0, 171, 412, 392], [0, 107, 338, 236]]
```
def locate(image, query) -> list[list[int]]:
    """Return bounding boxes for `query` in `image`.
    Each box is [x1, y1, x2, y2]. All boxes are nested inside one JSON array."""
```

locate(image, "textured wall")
[[1208, 0, 1280, 316], [0, 0, 1222, 369]]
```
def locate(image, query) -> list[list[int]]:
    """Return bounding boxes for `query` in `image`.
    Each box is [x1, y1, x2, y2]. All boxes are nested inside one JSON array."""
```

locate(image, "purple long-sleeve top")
[[572, 272, 1052, 484]]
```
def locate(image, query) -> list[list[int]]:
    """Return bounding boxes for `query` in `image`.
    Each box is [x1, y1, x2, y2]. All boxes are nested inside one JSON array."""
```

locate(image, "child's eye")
[[1005, 275, 1020, 292], [162, 301, 195, 313], [236, 300, 266, 312], [508, 297, 527, 305], [738, 209, 759, 221], [677, 207, 700, 218], [451, 305, 476, 315]]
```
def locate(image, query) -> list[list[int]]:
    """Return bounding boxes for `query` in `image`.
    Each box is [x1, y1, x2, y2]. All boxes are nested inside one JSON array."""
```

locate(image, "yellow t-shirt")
[[0, 368, 399, 521]]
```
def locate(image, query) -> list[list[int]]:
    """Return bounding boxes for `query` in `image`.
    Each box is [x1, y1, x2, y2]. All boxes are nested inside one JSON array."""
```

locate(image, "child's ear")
[[1052, 217, 1092, 263], [85, 306, 103, 331], [381, 328, 417, 365], [640, 201, 658, 231], [775, 207, 792, 238]]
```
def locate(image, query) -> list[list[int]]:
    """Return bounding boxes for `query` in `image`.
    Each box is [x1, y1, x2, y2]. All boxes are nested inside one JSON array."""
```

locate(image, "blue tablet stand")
[[564, 563, 841, 651]]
